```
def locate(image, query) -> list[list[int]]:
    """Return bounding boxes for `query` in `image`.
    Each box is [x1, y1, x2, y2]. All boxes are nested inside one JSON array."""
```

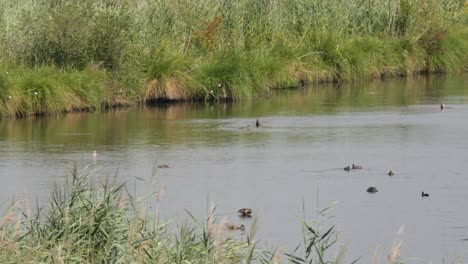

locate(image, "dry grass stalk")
[[388, 240, 403, 263], [145, 77, 189, 101]]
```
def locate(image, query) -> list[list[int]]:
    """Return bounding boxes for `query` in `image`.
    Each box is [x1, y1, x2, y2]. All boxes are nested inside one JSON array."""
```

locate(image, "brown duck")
[[227, 224, 245, 231], [238, 208, 252, 217]]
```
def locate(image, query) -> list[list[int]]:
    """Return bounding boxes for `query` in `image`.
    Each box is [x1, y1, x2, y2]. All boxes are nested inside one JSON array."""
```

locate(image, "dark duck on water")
[[238, 208, 252, 217]]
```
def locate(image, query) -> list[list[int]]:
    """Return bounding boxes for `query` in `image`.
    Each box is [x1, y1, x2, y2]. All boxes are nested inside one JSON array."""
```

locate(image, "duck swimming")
[[367, 187, 378, 193], [352, 164, 362, 169], [227, 224, 245, 231], [388, 170, 394, 176], [422, 192, 429, 197], [238, 208, 252, 217], [344, 165, 351, 171]]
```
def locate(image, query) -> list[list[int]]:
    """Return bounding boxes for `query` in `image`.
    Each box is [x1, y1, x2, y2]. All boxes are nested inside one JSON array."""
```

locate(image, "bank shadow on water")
[[0, 74, 466, 151]]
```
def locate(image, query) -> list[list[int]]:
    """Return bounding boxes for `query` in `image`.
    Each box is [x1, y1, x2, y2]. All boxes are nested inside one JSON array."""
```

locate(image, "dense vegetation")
[[0, 0, 467, 117], [0, 166, 349, 263]]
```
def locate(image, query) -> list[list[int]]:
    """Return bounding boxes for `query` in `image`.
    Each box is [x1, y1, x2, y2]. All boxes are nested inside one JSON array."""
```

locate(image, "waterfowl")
[[344, 165, 351, 171], [158, 164, 170, 169], [388, 170, 394, 176], [227, 224, 245, 231], [440, 104, 445, 110], [256, 119, 260, 128], [422, 192, 429, 197], [352, 164, 362, 169], [238, 208, 252, 217], [367, 187, 378, 193]]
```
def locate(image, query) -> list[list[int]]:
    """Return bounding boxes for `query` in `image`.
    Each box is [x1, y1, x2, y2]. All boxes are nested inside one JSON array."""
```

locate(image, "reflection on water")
[[0, 74, 467, 262]]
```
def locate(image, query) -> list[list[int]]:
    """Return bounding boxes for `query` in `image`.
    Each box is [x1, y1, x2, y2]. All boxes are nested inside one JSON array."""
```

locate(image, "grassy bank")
[[0, 0, 467, 117], [0, 166, 352, 263]]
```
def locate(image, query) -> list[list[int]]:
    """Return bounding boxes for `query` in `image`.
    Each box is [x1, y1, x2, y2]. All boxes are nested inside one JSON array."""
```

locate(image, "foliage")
[[0, 0, 466, 116]]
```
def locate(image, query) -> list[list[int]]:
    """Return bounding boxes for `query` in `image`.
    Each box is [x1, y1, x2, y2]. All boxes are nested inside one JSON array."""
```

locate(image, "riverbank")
[[0, 0, 467, 118]]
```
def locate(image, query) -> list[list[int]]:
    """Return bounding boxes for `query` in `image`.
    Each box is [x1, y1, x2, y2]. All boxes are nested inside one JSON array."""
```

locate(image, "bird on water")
[[367, 187, 378, 193], [227, 224, 245, 231], [256, 119, 260, 127], [422, 192, 429, 197], [238, 208, 252, 217]]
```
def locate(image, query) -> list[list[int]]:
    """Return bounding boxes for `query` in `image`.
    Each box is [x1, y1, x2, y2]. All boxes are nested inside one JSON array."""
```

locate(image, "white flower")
[[218, 83, 221, 87], [210, 90, 214, 93], [34, 92, 38, 95], [8, 95, 12, 99]]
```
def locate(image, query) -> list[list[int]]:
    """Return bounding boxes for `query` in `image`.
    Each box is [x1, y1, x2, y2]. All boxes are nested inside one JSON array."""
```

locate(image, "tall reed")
[[0, 0, 466, 116], [2, 165, 459, 263], [0, 166, 256, 263]]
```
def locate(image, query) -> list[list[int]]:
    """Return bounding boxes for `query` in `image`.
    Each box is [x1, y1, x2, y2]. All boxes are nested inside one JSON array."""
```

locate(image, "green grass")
[[0, 64, 113, 117], [0, 166, 349, 263], [0, 0, 467, 117]]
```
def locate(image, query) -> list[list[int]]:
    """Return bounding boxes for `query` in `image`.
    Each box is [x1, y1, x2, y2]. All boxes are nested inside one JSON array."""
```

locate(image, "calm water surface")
[[1, 75, 467, 262]]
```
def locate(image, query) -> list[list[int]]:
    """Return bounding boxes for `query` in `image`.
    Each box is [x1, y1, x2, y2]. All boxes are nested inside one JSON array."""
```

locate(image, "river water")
[[1, 75, 467, 262]]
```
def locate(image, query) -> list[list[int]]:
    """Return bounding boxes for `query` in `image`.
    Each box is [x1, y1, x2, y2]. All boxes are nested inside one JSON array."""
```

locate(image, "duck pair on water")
[[344, 164, 363, 171], [225, 209, 251, 231], [367, 187, 430, 197]]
